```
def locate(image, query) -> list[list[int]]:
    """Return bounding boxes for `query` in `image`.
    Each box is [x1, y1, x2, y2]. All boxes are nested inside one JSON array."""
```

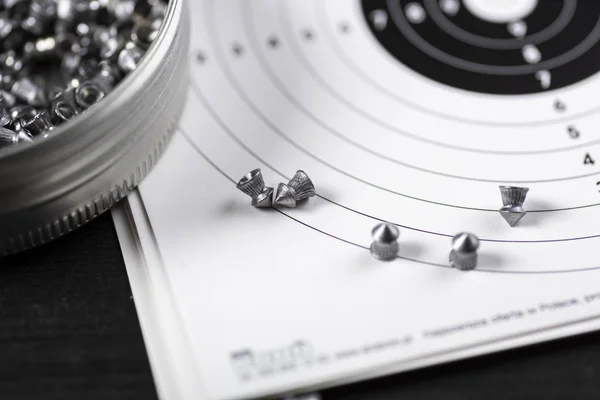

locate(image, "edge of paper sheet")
[[113, 192, 211, 400], [114, 191, 600, 400]]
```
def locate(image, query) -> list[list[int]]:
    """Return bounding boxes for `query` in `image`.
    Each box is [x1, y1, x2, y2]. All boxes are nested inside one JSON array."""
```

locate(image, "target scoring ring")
[[180, 0, 600, 274], [300, 0, 600, 168], [362, 0, 600, 96], [423, 0, 575, 50]]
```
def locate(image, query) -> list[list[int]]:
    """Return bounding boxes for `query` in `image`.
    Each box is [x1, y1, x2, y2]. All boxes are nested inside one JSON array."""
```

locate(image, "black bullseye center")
[[362, 0, 600, 95]]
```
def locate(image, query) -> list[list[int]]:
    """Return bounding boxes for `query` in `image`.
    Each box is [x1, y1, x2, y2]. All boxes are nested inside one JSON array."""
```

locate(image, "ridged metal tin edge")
[[0, 114, 180, 256]]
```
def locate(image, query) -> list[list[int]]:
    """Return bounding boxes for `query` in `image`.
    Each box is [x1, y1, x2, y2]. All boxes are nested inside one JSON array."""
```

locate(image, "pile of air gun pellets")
[[0, 0, 167, 148]]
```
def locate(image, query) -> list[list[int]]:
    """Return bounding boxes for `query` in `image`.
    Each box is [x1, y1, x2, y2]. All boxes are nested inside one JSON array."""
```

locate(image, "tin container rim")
[[0, 0, 182, 161]]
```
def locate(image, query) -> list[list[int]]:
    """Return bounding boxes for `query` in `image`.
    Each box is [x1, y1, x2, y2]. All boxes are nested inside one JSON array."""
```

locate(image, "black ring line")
[[176, 100, 446, 271], [211, 5, 600, 207], [387, 0, 600, 75], [196, 0, 600, 274], [178, 101, 600, 275], [252, 2, 600, 185], [188, 59, 600, 245], [365, 2, 600, 94], [424, 0, 565, 43], [275, 1, 600, 157], [331, 0, 600, 113], [314, 0, 600, 128], [204, 3, 600, 213], [423, 0, 574, 50], [202, 0, 600, 236], [245, 3, 594, 183]]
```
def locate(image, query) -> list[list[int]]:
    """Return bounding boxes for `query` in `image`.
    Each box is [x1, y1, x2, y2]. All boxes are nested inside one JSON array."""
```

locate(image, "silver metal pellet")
[[11, 77, 47, 107], [21, 110, 54, 136], [0, 0, 185, 255], [0, 0, 169, 148], [74, 80, 105, 109], [449, 232, 480, 271], [499, 186, 529, 227], [117, 41, 144, 73], [370, 223, 400, 261], [0, 125, 31, 147], [273, 170, 316, 208], [236, 168, 274, 208], [50, 99, 77, 124]]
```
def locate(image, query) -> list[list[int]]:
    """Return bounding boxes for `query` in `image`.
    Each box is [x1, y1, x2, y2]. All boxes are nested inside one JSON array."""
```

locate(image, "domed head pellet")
[[450, 232, 480, 271], [132, 21, 159, 49], [499, 186, 529, 227], [274, 170, 315, 208], [370, 223, 400, 261]]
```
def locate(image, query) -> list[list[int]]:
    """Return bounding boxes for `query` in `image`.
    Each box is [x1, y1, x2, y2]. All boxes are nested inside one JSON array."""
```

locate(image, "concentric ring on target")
[[185, 0, 600, 273], [273, 1, 600, 156], [233, 1, 600, 185], [200, 3, 600, 214], [423, 0, 575, 50], [386, 1, 600, 74], [364, 0, 600, 94]]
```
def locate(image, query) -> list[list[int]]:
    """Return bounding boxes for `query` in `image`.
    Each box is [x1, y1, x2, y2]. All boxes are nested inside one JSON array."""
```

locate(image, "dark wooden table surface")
[[1, 211, 600, 400]]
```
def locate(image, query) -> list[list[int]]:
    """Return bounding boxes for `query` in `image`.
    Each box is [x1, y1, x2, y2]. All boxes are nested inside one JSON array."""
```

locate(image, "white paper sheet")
[[114, 1, 600, 399]]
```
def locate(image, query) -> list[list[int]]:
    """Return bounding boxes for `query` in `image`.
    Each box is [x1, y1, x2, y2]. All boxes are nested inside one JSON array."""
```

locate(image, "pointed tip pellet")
[[500, 207, 527, 227], [252, 187, 273, 208], [274, 183, 297, 208]]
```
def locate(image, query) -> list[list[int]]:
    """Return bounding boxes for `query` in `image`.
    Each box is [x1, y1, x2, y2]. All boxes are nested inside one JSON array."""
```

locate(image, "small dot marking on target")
[[522, 44, 542, 64], [508, 20, 527, 38], [196, 51, 207, 64], [180, 0, 600, 274], [567, 125, 580, 139], [370, 9, 389, 31], [267, 35, 280, 49], [363, 0, 600, 94], [534, 70, 551, 89], [339, 21, 351, 34], [405, 2, 427, 24], [440, 0, 460, 17], [232, 42, 244, 57], [302, 28, 316, 41]]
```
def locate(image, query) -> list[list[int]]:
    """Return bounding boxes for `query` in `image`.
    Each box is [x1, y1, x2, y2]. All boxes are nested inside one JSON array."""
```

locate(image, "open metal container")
[[0, 0, 189, 256]]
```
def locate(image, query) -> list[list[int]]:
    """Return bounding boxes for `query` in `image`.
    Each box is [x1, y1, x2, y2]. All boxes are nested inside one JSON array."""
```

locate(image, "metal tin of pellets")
[[0, 0, 189, 255]]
